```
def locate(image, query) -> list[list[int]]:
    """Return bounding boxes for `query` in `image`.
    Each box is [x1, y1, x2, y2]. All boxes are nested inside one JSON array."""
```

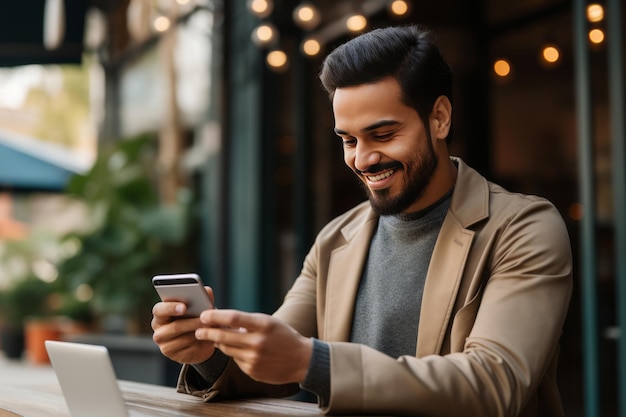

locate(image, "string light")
[[267, 49, 289, 71], [586, 4, 604, 22], [301, 37, 321, 56], [389, 0, 410, 17], [541, 45, 560, 64], [493, 59, 511, 78], [589, 28, 605, 44], [346, 14, 367, 32], [241, 0, 410, 70], [247, 0, 274, 18], [251, 23, 278, 48], [244, 1, 414, 69], [293, 3, 321, 31]]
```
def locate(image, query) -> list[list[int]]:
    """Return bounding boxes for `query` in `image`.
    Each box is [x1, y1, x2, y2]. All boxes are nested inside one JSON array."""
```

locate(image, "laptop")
[[45, 340, 130, 417]]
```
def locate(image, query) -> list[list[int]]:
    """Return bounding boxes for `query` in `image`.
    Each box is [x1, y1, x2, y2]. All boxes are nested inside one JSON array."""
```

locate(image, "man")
[[152, 25, 572, 417]]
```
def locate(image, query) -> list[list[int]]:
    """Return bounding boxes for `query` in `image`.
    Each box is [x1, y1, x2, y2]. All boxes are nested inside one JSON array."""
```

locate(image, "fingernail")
[[175, 304, 185, 314]]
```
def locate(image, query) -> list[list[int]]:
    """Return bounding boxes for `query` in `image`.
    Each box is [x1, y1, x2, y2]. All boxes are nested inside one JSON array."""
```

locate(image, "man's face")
[[333, 77, 439, 215]]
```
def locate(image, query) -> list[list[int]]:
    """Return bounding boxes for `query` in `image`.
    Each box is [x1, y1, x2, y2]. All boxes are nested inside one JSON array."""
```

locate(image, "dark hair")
[[319, 25, 453, 141]]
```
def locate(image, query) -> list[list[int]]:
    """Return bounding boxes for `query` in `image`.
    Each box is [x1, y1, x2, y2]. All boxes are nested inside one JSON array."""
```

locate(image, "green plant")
[[0, 275, 54, 327], [0, 231, 95, 328], [55, 135, 195, 333]]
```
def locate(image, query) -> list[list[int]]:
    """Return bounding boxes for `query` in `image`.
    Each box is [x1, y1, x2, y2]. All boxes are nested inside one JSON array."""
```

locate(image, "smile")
[[366, 169, 394, 183]]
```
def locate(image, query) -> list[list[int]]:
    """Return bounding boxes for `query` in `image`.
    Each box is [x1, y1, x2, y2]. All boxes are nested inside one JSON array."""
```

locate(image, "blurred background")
[[0, 0, 624, 416]]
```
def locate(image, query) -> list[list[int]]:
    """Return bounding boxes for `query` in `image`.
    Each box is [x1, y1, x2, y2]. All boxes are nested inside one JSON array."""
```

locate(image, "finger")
[[156, 331, 215, 364], [204, 286, 215, 305], [213, 342, 250, 361], [199, 309, 265, 331], [153, 317, 204, 342], [194, 326, 249, 347], [154, 325, 197, 346], [152, 301, 187, 321]]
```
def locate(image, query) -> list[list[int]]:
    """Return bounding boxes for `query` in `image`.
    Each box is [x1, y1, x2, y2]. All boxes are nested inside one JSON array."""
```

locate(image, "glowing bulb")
[[389, 0, 410, 16], [267, 49, 288, 70], [302, 38, 321, 56], [256, 25, 273, 42], [587, 4, 604, 22], [542, 45, 560, 64], [293, 3, 321, 30], [251, 23, 278, 48], [589, 28, 605, 44], [247, 0, 273, 18], [493, 59, 511, 77], [346, 14, 367, 32]]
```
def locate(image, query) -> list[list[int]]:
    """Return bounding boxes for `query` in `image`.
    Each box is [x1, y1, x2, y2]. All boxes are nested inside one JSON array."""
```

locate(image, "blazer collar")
[[448, 157, 490, 228]]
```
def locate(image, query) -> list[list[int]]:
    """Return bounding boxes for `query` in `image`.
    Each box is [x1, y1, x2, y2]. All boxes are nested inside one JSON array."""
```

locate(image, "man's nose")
[[354, 142, 381, 173]]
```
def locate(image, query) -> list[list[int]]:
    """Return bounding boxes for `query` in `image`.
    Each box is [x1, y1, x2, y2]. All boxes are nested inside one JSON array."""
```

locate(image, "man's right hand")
[[151, 286, 217, 364]]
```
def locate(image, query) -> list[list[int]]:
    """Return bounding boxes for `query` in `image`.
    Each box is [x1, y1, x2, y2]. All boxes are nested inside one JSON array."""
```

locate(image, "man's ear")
[[430, 96, 452, 140]]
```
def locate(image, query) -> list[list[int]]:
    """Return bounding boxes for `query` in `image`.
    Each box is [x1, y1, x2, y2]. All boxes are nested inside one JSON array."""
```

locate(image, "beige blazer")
[[178, 158, 573, 417]]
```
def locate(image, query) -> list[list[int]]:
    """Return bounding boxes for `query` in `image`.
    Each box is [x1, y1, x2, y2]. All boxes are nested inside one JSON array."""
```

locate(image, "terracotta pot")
[[24, 319, 62, 365]]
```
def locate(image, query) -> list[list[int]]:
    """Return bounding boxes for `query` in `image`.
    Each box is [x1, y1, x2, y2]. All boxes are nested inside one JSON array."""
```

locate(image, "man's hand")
[[151, 286, 216, 364], [195, 310, 313, 385]]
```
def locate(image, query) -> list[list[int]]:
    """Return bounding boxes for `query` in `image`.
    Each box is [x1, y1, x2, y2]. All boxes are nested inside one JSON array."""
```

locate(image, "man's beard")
[[360, 140, 439, 216]]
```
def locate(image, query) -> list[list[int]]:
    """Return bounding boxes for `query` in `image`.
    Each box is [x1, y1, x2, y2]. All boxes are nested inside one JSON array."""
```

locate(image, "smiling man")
[[152, 25, 573, 417], [333, 77, 454, 215]]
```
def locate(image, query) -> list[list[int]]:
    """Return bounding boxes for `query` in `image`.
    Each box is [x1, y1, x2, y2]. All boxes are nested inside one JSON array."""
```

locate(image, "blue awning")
[[0, 130, 92, 192]]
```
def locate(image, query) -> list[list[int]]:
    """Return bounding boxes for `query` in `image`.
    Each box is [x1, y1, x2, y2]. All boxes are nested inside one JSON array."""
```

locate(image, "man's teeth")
[[367, 170, 394, 182]]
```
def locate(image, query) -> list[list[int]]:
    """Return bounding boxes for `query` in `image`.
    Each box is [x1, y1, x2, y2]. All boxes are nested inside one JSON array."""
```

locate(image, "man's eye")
[[342, 139, 356, 147], [373, 132, 393, 140]]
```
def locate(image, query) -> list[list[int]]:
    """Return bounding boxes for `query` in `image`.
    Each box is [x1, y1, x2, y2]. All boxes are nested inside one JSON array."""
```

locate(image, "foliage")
[[55, 135, 194, 332], [0, 231, 91, 327], [0, 274, 55, 326]]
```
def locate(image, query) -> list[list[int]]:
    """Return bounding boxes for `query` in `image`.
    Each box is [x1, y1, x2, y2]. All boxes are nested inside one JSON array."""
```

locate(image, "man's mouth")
[[365, 169, 394, 183]]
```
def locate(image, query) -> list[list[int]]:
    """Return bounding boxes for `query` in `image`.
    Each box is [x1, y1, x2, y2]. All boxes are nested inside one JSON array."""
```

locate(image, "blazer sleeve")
[[322, 200, 573, 417]]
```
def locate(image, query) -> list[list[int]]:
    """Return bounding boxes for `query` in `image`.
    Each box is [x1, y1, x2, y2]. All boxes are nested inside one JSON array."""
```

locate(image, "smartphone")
[[152, 273, 214, 317]]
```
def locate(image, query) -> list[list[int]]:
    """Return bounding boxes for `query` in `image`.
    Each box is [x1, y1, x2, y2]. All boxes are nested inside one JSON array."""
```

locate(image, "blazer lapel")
[[416, 158, 489, 356], [416, 220, 474, 356], [324, 211, 378, 342]]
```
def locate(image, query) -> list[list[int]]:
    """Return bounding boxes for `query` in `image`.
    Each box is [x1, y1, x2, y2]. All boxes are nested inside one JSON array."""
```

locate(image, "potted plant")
[[55, 135, 195, 335]]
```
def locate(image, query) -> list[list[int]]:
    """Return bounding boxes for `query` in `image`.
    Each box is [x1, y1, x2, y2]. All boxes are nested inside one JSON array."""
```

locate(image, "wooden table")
[[0, 379, 324, 417]]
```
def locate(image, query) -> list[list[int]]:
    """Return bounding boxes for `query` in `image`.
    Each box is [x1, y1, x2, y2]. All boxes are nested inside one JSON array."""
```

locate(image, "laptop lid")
[[45, 340, 130, 417]]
